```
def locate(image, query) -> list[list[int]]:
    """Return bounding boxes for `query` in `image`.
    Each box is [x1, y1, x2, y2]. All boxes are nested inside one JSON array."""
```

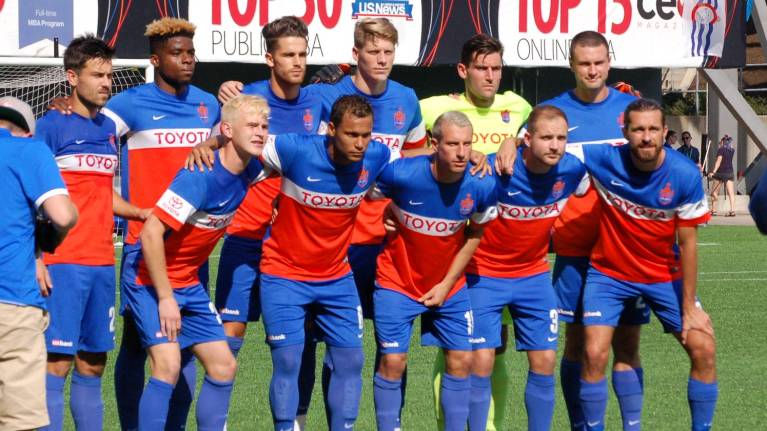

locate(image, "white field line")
[[699, 278, 767, 282], [700, 270, 767, 275]]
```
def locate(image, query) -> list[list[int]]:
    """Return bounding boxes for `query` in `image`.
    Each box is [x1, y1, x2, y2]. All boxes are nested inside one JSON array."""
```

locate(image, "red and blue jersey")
[[227, 80, 329, 241], [35, 111, 118, 266], [468, 150, 588, 278], [260, 134, 392, 281], [103, 83, 220, 245], [570, 143, 710, 283], [135, 153, 265, 288], [318, 76, 428, 245], [0, 130, 68, 309], [375, 156, 497, 300], [538, 88, 637, 257]]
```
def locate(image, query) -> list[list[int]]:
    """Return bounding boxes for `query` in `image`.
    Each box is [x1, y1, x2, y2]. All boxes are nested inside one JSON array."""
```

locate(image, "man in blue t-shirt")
[[0, 96, 78, 431]]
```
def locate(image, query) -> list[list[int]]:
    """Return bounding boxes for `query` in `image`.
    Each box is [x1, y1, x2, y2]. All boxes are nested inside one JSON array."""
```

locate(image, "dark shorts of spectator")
[[713, 172, 734, 182]]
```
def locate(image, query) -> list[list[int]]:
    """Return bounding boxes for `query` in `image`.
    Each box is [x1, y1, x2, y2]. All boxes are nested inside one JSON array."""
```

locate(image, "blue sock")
[[440, 373, 471, 431], [612, 368, 644, 431], [226, 336, 244, 358], [468, 374, 491, 431], [165, 348, 196, 431], [374, 347, 408, 413], [688, 378, 718, 431], [196, 375, 234, 431], [139, 377, 173, 431], [297, 337, 317, 416], [325, 346, 364, 430], [579, 378, 608, 431], [43, 373, 66, 431], [561, 359, 585, 430], [270, 344, 303, 430], [115, 317, 146, 431], [525, 371, 555, 431], [70, 371, 103, 431], [373, 372, 402, 431]]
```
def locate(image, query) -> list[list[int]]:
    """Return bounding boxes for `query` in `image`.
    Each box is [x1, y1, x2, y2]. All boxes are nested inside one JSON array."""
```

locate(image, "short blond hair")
[[221, 95, 270, 124], [145, 17, 196, 38], [354, 18, 398, 48]]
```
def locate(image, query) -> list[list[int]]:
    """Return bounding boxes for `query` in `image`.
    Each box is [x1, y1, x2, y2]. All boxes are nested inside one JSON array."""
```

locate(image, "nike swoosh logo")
[[344, 423, 354, 429], [357, 333, 363, 338], [307, 177, 321, 182], [408, 200, 423, 205], [568, 126, 579, 132], [507, 191, 522, 196], [547, 336, 557, 342], [587, 421, 601, 427], [628, 420, 640, 426], [74, 139, 86, 144], [610, 180, 624, 187], [152, 115, 166, 120]]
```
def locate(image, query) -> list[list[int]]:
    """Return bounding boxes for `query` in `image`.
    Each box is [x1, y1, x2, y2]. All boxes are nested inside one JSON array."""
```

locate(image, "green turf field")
[[63, 225, 766, 430]]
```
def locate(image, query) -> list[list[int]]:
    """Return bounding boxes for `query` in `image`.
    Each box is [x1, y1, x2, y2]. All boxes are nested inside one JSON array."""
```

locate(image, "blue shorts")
[[119, 243, 209, 315], [583, 267, 695, 333], [553, 255, 649, 325], [348, 243, 383, 319], [467, 272, 558, 351], [123, 281, 224, 349], [260, 273, 364, 349], [45, 264, 116, 355], [373, 286, 473, 354], [215, 235, 262, 322]]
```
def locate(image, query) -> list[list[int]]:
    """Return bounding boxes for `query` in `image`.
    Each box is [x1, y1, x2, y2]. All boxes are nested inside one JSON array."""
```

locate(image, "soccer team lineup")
[[3, 11, 767, 431]]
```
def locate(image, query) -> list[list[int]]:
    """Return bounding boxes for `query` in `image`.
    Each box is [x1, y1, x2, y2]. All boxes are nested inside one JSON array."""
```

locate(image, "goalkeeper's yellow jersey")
[[419, 91, 532, 155]]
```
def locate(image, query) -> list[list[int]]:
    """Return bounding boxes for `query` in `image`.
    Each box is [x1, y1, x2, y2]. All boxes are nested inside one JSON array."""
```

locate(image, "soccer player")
[[35, 35, 148, 431], [466, 105, 587, 431], [371, 111, 497, 431], [569, 99, 716, 431], [0, 96, 77, 431], [258, 95, 391, 431], [128, 94, 269, 430], [103, 18, 221, 431], [750, 169, 767, 234], [419, 34, 532, 430], [497, 31, 647, 431]]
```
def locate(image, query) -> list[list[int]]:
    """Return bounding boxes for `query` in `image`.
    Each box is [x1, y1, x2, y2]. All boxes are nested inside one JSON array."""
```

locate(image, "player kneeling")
[[466, 105, 587, 430], [372, 111, 497, 431], [127, 95, 269, 430]]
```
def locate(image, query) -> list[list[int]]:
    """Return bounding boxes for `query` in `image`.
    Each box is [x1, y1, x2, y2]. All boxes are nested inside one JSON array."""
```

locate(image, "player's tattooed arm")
[[677, 225, 714, 345], [140, 215, 181, 341], [217, 81, 244, 104], [494, 137, 523, 176], [185, 134, 227, 172], [113, 190, 151, 220], [419, 224, 485, 307]]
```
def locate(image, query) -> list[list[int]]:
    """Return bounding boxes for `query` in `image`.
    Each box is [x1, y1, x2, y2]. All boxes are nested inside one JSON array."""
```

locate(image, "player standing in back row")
[[419, 34, 531, 431], [103, 18, 221, 431], [35, 35, 148, 431]]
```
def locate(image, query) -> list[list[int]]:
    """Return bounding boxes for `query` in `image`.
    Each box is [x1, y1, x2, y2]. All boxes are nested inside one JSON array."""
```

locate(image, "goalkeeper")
[[419, 34, 532, 430]]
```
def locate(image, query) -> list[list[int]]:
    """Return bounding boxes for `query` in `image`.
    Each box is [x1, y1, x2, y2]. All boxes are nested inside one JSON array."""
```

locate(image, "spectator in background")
[[0, 96, 78, 430], [708, 135, 737, 216], [665, 129, 678, 148], [677, 131, 701, 168]]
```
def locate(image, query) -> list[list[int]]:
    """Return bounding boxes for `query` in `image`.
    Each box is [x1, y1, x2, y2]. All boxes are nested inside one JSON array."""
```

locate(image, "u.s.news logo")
[[352, 0, 414, 20]]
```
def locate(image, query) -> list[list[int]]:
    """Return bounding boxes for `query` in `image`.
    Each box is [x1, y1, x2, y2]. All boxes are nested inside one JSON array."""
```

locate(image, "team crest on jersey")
[[108, 134, 116, 150], [659, 182, 674, 205], [198, 103, 209, 122], [459, 193, 474, 216], [501, 110, 511, 123], [303, 109, 314, 131], [617, 112, 625, 127], [551, 178, 566, 199], [169, 196, 184, 210], [357, 167, 370, 188], [393, 107, 406, 129]]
